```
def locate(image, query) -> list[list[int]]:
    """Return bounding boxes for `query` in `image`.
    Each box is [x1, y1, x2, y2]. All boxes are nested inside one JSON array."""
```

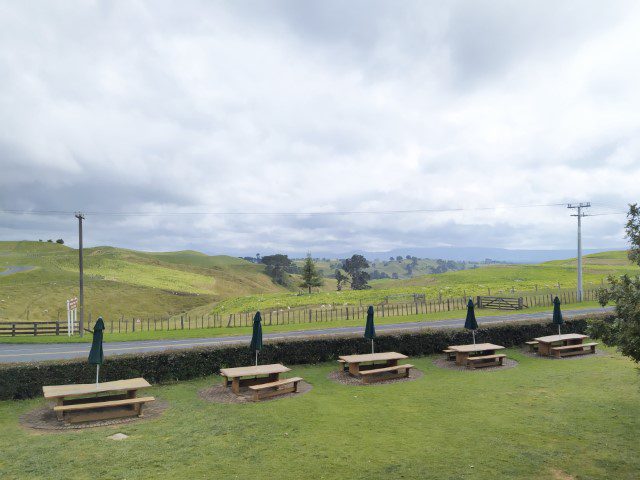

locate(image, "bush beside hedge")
[[0, 315, 609, 400]]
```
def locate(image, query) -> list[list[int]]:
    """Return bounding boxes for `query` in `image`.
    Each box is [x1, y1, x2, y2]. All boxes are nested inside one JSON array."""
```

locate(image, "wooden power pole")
[[75, 212, 85, 337]]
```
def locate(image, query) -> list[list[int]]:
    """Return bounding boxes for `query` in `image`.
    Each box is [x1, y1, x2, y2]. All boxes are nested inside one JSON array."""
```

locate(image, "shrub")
[[0, 315, 609, 400]]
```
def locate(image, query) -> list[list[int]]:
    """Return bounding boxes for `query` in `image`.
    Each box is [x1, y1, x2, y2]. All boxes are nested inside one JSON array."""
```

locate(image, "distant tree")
[[389, 256, 394, 261], [335, 269, 348, 291], [299, 254, 324, 293], [391, 272, 399, 279], [46, 239, 53, 243], [256, 253, 261, 263], [597, 203, 640, 362], [405, 264, 413, 276], [410, 256, 418, 267], [38, 239, 43, 242], [343, 254, 371, 290], [55, 239, 64, 244], [260, 254, 292, 286], [396, 256, 403, 262], [405, 255, 411, 260]]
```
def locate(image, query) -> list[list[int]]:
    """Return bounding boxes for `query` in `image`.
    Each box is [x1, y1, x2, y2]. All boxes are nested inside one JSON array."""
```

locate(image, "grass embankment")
[[0, 301, 606, 343], [0, 241, 286, 321], [0, 348, 638, 479]]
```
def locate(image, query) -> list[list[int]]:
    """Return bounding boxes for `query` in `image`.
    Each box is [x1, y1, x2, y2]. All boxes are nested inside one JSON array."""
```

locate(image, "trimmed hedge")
[[0, 315, 609, 400]]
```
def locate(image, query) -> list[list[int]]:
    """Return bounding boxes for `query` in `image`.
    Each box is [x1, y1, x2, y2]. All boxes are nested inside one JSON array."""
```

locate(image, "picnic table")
[[533, 333, 598, 358], [338, 352, 408, 376], [447, 343, 506, 367], [42, 377, 154, 423], [220, 363, 291, 394]]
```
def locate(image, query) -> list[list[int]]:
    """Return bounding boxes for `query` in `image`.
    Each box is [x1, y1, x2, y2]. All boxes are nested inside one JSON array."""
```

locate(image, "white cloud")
[[0, 0, 638, 255]]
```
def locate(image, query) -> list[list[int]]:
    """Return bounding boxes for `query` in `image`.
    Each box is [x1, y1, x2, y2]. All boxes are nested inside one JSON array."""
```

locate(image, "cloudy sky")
[[1, 0, 639, 256]]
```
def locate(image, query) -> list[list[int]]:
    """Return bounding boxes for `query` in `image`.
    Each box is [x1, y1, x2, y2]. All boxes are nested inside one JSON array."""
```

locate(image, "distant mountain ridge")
[[304, 247, 626, 263]]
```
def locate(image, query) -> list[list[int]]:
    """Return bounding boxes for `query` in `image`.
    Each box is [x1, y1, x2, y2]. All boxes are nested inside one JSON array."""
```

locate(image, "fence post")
[[518, 297, 523, 309], [346, 307, 349, 320], [33, 322, 37, 336], [55, 321, 60, 335], [181, 315, 184, 329], [132, 318, 135, 332], [447, 299, 450, 311], [308, 310, 312, 323]]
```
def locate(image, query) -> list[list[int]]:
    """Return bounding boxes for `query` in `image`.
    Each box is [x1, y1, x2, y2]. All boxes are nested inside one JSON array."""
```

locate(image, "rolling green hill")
[[212, 250, 640, 313], [1, 241, 638, 321], [0, 241, 287, 321]]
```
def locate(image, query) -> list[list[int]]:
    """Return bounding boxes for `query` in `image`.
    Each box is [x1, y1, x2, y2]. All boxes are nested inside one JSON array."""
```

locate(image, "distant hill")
[[0, 241, 288, 321], [329, 247, 625, 263]]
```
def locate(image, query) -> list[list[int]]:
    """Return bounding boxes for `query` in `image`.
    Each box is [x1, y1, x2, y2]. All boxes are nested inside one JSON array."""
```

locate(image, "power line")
[[0, 202, 571, 217]]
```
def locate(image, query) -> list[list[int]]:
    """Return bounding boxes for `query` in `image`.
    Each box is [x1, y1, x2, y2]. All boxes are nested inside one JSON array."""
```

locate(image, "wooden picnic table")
[[448, 343, 505, 366], [533, 333, 590, 356], [220, 363, 291, 394], [339, 352, 408, 376], [42, 377, 154, 423]]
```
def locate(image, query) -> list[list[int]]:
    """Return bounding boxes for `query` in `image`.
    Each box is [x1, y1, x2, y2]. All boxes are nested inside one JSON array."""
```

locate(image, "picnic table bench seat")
[[525, 341, 539, 351], [550, 342, 598, 358], [248, 377, 303, 401], [358, 364, 414, 383], [53, 396, 155, 423], [443, 349, 456, 361], [466, 354, 506, 369]]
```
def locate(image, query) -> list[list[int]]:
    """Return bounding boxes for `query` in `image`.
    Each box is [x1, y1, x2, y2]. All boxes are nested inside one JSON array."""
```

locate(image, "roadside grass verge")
[[0, 348, 638, 479], [0, 301, 606, 344]]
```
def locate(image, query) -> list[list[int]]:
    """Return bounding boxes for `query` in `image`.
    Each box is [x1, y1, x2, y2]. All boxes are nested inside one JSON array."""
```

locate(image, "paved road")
[[0, 307, 612, 363]]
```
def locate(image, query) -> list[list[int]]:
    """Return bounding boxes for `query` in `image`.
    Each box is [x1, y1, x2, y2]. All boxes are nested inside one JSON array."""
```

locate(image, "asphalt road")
[[0, 307, 612, 363]]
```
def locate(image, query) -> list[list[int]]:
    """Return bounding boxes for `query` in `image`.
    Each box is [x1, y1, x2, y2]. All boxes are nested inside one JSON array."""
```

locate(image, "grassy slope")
[[0, 241, 286, 321], [1, 349, 638, 479], [212, 251, 640, 313]]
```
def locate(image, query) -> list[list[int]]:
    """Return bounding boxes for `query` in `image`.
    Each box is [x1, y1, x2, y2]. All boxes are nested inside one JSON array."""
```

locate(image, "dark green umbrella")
[[250, 311, 263, 366], [88, 317, 105, 387], [552, 296, 564, 335], [364, 305, 376, 353], [464, 299, 479, 345]]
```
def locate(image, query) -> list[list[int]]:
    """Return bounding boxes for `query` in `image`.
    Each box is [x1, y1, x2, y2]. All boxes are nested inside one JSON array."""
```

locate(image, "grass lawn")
[[0, 347, 638, 479], [0, 301, 607, 343]]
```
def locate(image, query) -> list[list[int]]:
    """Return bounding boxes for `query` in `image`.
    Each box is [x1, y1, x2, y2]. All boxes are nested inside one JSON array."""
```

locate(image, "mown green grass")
[[1, 348, 638, 479], [0, 301, 605, 343]]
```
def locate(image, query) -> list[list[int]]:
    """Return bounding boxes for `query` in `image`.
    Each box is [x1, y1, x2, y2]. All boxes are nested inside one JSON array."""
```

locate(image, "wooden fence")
[[78, 288, 600, 334], [0, 321, 79, 336], [2, 288, 600, 336]]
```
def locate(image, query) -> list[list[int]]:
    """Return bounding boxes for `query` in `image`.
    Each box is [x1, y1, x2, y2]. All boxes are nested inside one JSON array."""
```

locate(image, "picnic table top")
[[338, 352, 408, 363], [448, 343, 505, 353], [219, 363, 290, 378], [43, 377, 151, 399], [534, 333, 589, 343]]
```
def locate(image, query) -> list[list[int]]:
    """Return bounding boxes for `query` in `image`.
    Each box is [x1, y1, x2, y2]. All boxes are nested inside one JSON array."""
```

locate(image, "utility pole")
[[75, 212, 85, 337], [567, 202, 590, 302]]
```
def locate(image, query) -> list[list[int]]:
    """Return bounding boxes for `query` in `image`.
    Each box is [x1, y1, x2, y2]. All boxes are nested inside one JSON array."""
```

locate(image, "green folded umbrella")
[[88, 317, 105, 387], [364, 305, 376, 353], [464, 299, 479, 345], [552, 296, 564, 335], [250, 311, 263, 366]]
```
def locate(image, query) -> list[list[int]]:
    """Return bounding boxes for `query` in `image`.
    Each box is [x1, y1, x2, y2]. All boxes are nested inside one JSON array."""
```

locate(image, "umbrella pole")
[[371, 339, 374, 354], [96, 365, 99, 387], [558, 325, 561, 335], [472, 330, 476, 345], [255, 351, 258, 366]]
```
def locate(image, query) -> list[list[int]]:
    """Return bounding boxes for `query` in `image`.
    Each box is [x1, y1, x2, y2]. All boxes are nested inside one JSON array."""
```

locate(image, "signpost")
[[66, 297, 78, 336]]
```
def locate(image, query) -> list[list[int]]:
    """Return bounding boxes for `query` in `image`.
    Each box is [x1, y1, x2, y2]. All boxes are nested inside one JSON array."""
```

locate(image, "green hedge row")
[[0, 316, 606, 400]]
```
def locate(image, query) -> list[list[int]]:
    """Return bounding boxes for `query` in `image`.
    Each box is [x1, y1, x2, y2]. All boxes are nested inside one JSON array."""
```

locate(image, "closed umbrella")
[[250, 311, 263, 366], [464, 299, 479, 345], [88, 316, 105, 387], [364, 305, 376, 353], [552, 296, 564, 335]]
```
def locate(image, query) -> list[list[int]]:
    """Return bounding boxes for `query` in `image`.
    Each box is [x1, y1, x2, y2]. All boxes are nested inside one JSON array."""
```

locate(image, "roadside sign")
[[66, 297, 78, 336]]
